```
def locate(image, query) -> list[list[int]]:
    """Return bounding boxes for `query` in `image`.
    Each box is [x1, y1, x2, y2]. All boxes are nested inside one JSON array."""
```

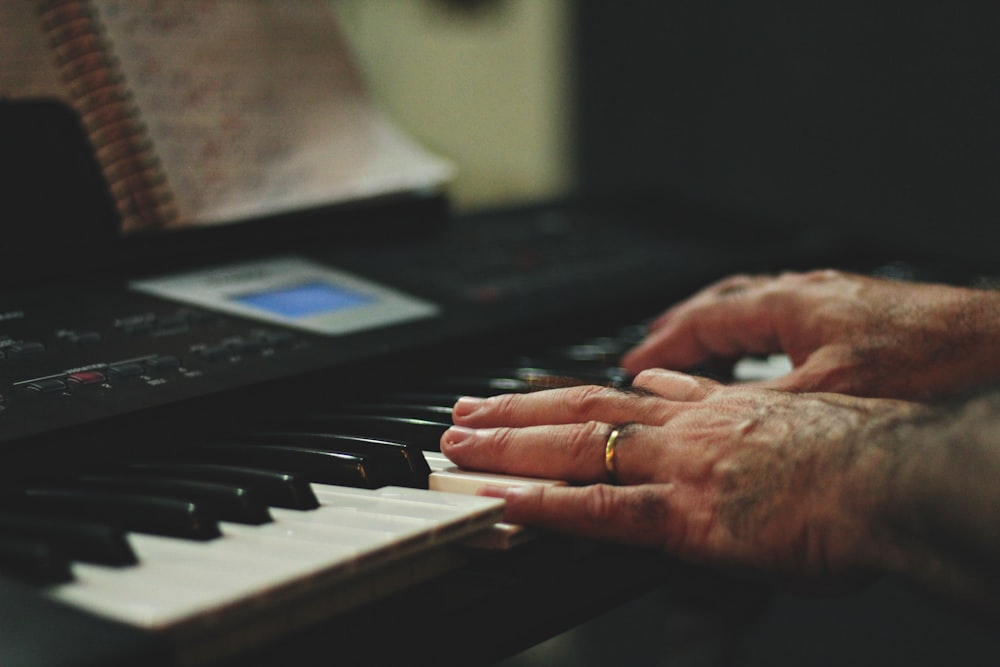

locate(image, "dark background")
[[572, 0, 1000, 269]]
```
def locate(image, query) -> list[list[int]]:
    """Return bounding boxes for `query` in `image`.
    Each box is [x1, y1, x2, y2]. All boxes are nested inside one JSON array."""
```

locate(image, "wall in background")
[[331, 0, 573, 212]]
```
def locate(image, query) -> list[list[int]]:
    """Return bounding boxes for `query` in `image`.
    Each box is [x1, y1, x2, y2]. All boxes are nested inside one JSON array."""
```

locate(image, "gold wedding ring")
[[604, 426, 623, 485]]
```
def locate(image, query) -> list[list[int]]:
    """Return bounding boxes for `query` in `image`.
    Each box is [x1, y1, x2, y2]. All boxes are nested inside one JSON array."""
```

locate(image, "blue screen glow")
[[232, 281, 374, 319]]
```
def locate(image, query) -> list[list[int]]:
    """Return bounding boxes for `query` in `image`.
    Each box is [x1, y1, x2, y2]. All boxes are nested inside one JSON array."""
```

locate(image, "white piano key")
[[312, 485, 505, 535], [461, 522, 536, 550], [46, 484, 504, 630], [228, 511, 406, 548], [423, 451, 455, 472], [261, 508, 435, 558], [373, 485, 509, 512], [52, 539, 307, 627], [313, 485, 503, 522], [733, 353, 793, 382], [53, 564, 220, 628], [130, 531, 350, 577], [54, 537, 306, 630], [428, 466, 567, 495], [421, 462, 563, 550]]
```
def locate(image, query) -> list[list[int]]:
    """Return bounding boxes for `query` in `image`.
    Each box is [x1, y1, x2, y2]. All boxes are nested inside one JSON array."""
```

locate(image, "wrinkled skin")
[[621, 270, 1000, 400], [442, 370, 925, 590], [440, 272, 1000, 615]]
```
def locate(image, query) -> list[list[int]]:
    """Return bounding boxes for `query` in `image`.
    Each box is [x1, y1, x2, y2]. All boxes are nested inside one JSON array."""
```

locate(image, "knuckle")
[[708, 274, 756, 298], [632, 369, 662, 388], [581, 485, 673, 546], [800, 268, 842, 283], [567, 384, 612, 413], [562, 421, 608, 469], [489, 426, 518, 457], [581, 484, 623, 522], [488, 392, 522, 418], [777, 269, 803, 282], [718, 273, 755, 288]]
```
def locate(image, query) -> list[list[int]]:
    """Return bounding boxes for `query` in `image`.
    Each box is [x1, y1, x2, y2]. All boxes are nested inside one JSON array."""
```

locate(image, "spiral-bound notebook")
[[0, 0, 454, 234]]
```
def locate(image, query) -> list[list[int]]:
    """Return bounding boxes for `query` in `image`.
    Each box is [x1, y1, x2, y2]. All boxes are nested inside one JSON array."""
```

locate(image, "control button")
[[25, 378, 67, 393], [197, 345, 230, 360], [156, 314, 191, 329], [9, 342, 46, 357], [147, 355, 182, 370], [71, 331, 103, 345], [255, 331, 297, 348], [121, 321, 154, 336], [226, 339, 262, 355], [67, 371, 107, 385], [150, 318, 191, 336], [108, 362, 145, 377]]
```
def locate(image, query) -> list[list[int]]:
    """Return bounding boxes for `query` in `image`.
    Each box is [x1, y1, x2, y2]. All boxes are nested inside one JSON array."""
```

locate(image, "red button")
[[67, 371, 106, 385]]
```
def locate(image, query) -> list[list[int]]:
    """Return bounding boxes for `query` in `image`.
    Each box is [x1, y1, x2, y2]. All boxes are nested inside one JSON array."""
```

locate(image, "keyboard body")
[[0, 201, 772, 666]]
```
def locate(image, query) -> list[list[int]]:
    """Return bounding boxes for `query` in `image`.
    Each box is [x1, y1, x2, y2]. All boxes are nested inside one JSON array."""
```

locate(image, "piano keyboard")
[[0, 320, 645, 663], [50, 486, 504, 629]]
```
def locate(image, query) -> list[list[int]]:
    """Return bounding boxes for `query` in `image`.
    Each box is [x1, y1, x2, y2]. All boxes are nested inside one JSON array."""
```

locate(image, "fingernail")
[[441, 425, 476, 450], [478, 484, 509, 499], [480, 484, 530, 499], [452, 396, 485, 420], [635, 367, 676, 378]]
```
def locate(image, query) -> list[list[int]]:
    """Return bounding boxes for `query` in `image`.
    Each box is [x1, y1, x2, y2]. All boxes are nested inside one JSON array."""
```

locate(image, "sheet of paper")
[[1, 0, 454, 230], [0, 0, 66, 97], [95, 0, 454, 228]]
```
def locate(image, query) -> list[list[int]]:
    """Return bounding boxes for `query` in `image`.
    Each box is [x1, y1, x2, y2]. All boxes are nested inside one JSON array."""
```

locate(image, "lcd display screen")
[[232, 281, 375, 319]]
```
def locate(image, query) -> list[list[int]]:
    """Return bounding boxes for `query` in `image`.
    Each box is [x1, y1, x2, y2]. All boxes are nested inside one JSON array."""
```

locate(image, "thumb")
[[752, 347, 851, 394]]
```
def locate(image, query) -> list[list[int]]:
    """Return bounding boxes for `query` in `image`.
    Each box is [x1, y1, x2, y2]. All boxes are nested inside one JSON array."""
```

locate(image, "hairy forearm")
[[875, 386, 1000, 617]]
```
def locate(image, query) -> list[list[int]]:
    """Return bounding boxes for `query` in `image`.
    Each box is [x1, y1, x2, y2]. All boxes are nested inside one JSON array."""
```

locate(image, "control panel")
[[0, 255, 445, 444], [0, 284, 318, 444]]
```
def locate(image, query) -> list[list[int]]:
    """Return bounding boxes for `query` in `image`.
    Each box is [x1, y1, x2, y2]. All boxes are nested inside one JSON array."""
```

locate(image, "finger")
[[621, 283, 786, 375], [753, 346, 855, 395], [440, 421, 614, 483], [645, 274, 771, 333], [451, 385, 672, 429], [631, 368, 723, 402], [479, 483, 675, 550]]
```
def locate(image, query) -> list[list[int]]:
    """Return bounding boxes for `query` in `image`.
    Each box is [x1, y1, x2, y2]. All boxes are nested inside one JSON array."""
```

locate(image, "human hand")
[[620, 270, 1000, 400], [441, 369, 925, 588]]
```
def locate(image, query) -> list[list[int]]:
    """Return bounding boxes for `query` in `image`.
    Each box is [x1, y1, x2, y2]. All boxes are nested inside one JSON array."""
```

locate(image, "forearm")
[[874, 386, 1000, 616]]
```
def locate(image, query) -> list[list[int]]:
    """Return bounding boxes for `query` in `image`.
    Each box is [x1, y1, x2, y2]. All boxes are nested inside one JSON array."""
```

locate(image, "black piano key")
[[515, 353, 629, 376], [615, 323, 653, 348], [373, 392, 465, 406], [2, 488, 221, 541], [407, 376, 533, 397], [282, 414, 450, 452], [409, 367, 625, 397], [188, 443, 382, 488], [0, 512, 136, 566], [71, 475, 273, 525], [0, 535, 74, 585], [539, 335, 635, 365], [233, 431, 431, 488], [338, 401, 454, 421], [122, 462, 319, 510], [511, 365, 628, 386]]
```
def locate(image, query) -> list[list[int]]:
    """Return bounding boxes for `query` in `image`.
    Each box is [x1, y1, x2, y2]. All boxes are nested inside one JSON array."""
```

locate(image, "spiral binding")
[[35, 0, 179, 232]]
